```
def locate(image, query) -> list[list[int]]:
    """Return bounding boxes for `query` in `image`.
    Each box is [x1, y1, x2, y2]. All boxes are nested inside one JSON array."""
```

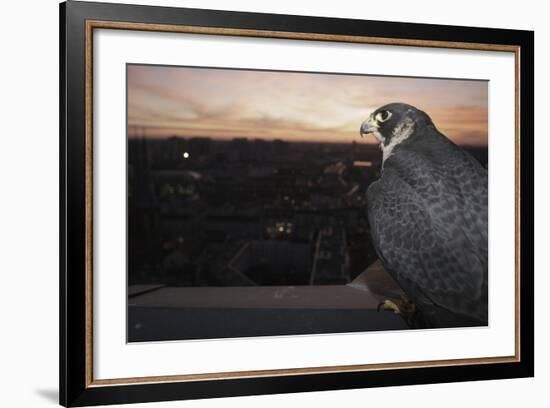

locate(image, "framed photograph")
[[60, 1, 534, 406]]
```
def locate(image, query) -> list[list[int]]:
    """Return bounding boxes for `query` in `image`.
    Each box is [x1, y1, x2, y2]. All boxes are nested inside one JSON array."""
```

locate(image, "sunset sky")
[[127, 64, 488, 146]]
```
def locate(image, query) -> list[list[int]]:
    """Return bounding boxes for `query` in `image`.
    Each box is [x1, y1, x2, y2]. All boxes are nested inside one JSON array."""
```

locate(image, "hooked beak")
[[360, 115, 378, 138]]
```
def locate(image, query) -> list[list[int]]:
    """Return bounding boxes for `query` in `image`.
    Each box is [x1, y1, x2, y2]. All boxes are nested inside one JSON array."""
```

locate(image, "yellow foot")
[[377, 299, 401, 314]]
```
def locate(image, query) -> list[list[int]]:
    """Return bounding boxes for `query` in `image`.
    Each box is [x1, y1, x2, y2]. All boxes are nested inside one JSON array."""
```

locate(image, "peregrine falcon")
[[360, 103, 488, 328]]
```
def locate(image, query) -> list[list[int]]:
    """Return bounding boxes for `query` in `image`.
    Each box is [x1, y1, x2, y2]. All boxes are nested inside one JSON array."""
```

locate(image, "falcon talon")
[[377, 299, 402, 314]]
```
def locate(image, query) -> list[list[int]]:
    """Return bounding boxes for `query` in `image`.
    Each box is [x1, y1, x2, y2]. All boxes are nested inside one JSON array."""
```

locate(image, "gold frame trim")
[[84, 20, 522, 388]]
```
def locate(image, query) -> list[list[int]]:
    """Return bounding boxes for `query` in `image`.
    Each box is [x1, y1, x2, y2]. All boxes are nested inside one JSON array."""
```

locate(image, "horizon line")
[[127, 133, 489, 147]]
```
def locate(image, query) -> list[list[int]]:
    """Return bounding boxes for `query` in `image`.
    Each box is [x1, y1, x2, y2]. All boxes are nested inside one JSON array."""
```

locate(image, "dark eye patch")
[[380, 110, 391, 121]]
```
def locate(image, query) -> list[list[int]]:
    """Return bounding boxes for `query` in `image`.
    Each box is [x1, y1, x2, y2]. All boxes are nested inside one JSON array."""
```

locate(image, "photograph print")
[[127, 64, 488, 342]]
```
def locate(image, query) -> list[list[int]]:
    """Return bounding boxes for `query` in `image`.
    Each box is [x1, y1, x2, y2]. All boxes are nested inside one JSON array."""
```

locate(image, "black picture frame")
[[60, 1, 534, 406]]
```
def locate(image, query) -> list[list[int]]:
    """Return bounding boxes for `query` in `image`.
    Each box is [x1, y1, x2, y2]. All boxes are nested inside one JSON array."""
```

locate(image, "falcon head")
[[360, 103, 433, 147]]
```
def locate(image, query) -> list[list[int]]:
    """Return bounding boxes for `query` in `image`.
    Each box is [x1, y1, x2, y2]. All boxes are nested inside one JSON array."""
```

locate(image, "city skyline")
[[128, 64, 488, 146]]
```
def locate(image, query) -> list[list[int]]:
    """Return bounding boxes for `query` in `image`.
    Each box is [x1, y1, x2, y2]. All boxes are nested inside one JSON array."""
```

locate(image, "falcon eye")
[[376, 110, 392, 123]]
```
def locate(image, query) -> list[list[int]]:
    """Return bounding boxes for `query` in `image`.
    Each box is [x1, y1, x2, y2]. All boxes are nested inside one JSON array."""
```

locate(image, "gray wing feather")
[[367, 137, 488, 324]]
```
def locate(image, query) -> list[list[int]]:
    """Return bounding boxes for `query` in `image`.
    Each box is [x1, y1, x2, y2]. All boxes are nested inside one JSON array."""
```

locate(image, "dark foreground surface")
[[128, 263, 410, 341], [128, 306, 408, 342]]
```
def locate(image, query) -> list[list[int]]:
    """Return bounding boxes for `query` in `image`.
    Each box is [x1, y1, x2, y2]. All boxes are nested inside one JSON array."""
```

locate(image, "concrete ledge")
[[129, 285, 380, 309], [128, 306, 408, 342], [128, 275, 409, 341]]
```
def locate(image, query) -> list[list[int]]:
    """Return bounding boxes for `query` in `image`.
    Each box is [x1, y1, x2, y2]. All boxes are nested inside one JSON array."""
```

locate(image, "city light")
[[353, 160, 373, 167], [183, 152, 190, 159]]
